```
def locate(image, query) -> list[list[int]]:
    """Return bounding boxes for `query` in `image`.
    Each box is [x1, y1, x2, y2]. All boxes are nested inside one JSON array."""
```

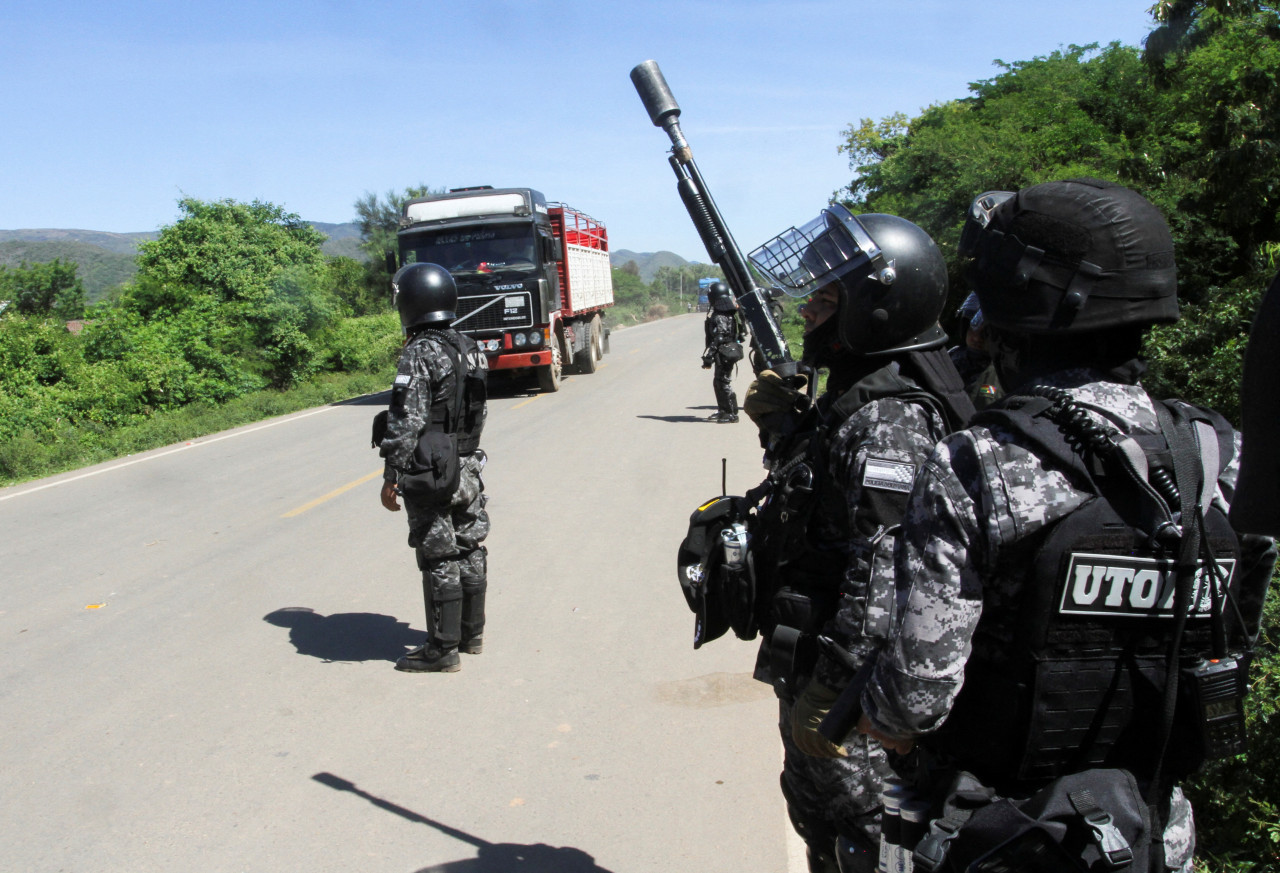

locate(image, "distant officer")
[[854, 180, 1277, 871], [946, 291, 1001, 409], [702, 281, 745, 422], [378, 263, 490, 673], [742, 207, 975, 873]]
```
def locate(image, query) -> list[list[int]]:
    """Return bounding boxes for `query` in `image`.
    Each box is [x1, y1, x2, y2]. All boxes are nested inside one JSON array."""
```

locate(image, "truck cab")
[[397, 187, 612, 392]]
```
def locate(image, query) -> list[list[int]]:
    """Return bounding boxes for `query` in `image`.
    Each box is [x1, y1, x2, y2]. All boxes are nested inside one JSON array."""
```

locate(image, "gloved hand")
[[743, 369, 809, 433], [701, 350, 714, 370], [790, 681, 849, 758]]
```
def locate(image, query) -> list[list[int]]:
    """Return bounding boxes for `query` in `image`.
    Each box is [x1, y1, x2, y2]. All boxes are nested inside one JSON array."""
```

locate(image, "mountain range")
[[0, 224, 696, 300]]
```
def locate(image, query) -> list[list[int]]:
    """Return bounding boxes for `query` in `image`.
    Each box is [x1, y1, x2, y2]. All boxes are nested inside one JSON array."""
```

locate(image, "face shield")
[[749, 205, 895, 298]]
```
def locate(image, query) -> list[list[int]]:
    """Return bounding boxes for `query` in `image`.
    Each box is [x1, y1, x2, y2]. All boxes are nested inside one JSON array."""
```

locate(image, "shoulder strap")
[[434, 332, 469, 435], [973, 396, 1095, 490]]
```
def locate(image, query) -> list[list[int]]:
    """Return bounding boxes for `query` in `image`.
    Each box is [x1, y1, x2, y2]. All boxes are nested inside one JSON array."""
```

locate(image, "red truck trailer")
[[397, 187, 614, 392]]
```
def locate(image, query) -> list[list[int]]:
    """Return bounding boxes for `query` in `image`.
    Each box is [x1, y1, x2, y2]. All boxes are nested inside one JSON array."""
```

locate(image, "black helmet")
[[962, 179, 1179, 334], [392, 262, 458, 331], [750, 206, 948, 355], [707, 281, 736, 312]]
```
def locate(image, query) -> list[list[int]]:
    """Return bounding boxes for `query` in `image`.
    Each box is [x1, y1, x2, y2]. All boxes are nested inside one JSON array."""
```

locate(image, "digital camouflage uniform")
[[861, 370, 1277, 872], [756, 366, 952, 863], [705, 309, 743, 418], [381, 329, 490, 651]]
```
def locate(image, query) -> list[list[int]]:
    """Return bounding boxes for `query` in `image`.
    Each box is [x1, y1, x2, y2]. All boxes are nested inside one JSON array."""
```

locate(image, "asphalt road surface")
[[0, 313, 804, 873]]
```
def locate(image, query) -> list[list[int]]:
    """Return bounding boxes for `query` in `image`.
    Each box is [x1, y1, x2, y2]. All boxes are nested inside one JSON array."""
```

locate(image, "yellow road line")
[[512, 396, 539, 409], [282, 469, 383, 517]]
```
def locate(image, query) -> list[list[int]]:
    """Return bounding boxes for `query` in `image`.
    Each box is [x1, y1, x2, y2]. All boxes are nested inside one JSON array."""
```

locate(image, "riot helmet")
[[392, 262, 458, 331], [750, 206, 948, 356], [707, 281, 736, 312], [961, 179, 1179, 335]]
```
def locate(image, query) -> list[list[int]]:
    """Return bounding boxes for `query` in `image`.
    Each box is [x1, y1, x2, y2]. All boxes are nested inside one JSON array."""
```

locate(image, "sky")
[[0, 0, 1159, 263]]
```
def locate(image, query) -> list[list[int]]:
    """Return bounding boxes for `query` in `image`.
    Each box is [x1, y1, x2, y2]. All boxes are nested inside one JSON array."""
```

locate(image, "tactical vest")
[[750, 368, 951, 693], [927, 390, 1244, 791], [422, 330, 487, 454]]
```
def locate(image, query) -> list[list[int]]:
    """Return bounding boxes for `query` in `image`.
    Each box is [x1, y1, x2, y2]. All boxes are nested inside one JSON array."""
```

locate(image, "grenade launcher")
[[630, 60, 798, 379]]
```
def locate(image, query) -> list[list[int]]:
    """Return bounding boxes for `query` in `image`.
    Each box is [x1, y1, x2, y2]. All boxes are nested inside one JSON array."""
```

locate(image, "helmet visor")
[[750, 205, 886, 298]]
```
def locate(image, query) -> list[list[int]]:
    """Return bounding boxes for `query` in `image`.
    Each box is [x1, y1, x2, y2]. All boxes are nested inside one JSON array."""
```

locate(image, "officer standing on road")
[[702, 281, 745, 422], [851, 180, 1277, 871], [377, 263, 490, 674], [742, 207, 975, 873]]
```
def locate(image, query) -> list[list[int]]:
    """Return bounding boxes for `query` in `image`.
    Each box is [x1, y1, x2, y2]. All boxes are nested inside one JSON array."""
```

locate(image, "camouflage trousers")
[[1162, 787, 1194, 873], [778, 696, 890, 858], [403, 452, 490, 642], [712, 359, 737, 416]]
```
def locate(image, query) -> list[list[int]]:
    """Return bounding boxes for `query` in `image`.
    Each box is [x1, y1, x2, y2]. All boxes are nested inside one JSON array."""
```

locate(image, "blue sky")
[[1, 0, 1157, 261]]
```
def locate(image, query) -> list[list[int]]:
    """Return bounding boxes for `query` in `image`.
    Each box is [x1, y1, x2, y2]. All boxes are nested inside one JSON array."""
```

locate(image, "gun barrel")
[[631, 60, 681, 128], [631, 59, 794, 374]]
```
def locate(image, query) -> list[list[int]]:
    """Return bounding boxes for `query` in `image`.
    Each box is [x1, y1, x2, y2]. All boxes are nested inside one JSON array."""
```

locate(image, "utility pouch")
[[399, 431, 461, 506], [771, 586, 824, 634], [765, 586, 830, 698], [912, 769, 1148, 873], [717, 340, 744, 363], [768, 624, 818, 700]]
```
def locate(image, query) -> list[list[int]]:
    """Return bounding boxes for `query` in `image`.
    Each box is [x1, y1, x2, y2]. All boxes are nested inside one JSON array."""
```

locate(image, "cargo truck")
[[396, 187, 613, 392]]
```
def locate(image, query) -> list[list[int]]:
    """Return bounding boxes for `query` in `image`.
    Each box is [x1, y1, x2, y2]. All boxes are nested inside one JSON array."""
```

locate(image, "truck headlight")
[[527, 331, 542, 346], [513, 333, 527, 348]]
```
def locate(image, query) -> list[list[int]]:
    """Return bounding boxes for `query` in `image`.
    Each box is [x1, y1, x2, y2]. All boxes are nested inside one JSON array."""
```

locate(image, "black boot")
[[397, 576, 461, 673], [395, 644, 460, 672]]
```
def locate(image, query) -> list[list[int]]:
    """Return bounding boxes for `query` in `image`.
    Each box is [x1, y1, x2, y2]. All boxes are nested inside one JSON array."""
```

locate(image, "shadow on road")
[[337, 391, 392, 407], [637, 405, 726, 424], [263, 607, 422, 663], [312, 772, 617, 873]]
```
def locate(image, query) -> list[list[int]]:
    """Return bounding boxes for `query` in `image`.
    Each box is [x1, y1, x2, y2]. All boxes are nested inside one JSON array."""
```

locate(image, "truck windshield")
[[403, 224, 539, 276]]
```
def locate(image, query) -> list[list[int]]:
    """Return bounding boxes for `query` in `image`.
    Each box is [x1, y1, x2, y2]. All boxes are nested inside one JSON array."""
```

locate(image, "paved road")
[[0, 314, 801, 873]]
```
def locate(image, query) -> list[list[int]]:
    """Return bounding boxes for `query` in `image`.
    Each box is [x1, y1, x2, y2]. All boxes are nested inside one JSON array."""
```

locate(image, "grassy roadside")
[[0, 367, 396, 488], [2, 305, 798, 489]]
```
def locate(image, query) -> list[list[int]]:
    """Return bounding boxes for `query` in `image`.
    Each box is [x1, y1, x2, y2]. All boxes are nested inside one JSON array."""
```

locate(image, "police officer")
[[743, 207, 975, 873], [379, 263, 490, 673], [853, 180, 1277, 870], [946, 292, 1001, 409], [702, 281, 745, 422]]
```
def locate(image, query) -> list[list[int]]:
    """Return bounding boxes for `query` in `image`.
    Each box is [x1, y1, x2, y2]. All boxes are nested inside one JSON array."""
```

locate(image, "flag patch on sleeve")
[[862, 459, 915, 493]]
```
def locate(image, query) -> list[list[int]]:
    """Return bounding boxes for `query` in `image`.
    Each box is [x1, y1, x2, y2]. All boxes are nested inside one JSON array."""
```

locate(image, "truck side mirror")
[[544, 236, 563, 262], [385, 251, 398, 275]]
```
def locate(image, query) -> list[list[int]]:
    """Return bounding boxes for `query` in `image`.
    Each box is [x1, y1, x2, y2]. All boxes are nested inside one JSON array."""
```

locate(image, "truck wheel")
[[537, 338, 563, 392], [575, 320, 600, 374], [591, 316, 605, 360]]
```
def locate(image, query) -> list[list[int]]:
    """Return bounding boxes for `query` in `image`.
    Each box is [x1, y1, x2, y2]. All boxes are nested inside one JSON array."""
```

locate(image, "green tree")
[[123, 197, 339, 390], [132, 198, 326, 313], [838, 43, 1157, 283], [0, 259, 86, 319], [353, 184, 442, 297]]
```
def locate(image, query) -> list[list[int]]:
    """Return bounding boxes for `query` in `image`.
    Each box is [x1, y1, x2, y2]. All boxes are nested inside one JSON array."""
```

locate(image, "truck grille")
[[453, 291, 534, 332]]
